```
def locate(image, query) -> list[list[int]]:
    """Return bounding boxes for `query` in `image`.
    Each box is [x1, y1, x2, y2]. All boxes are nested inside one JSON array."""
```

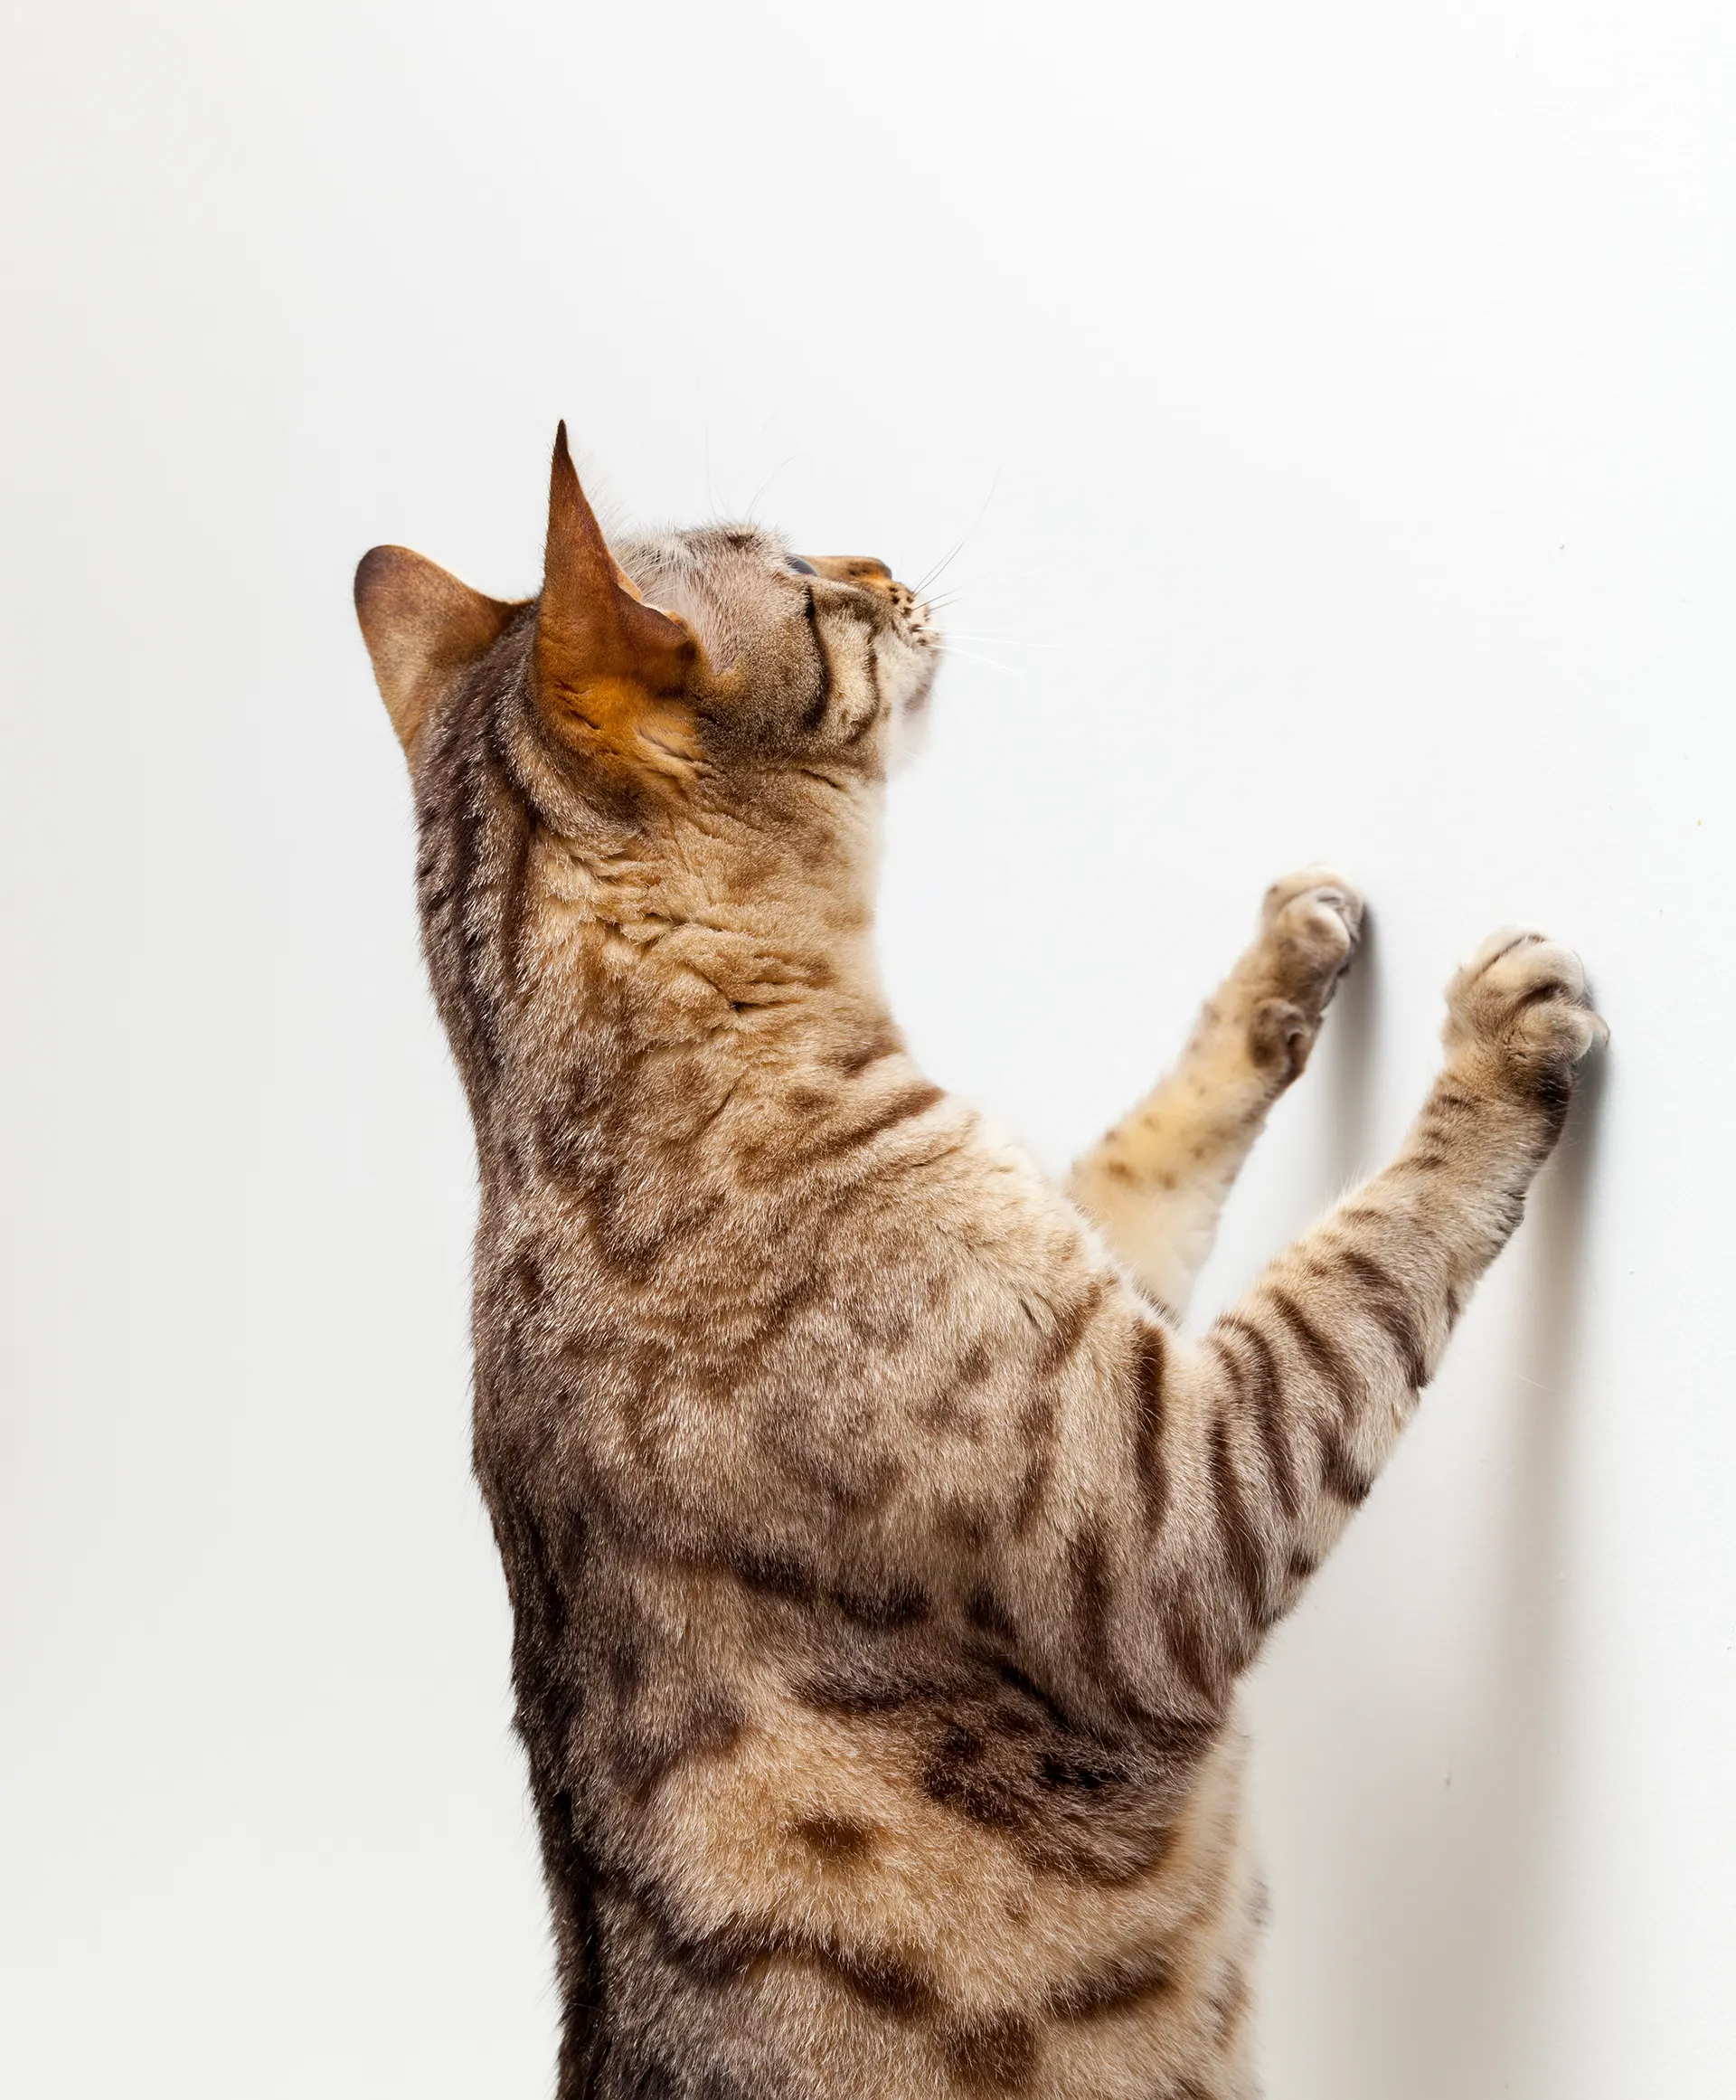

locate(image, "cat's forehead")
[[616, 522, 805, 659], [618, 522, 793, 585]]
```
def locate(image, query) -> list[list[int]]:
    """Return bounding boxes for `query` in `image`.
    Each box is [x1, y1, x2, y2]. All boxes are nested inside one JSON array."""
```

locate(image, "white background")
[[4, 4, 1731, 2094]]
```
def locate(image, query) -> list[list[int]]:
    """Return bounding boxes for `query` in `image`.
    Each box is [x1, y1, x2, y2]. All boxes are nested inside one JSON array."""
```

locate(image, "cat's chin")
[[882, 686, 936, 776]]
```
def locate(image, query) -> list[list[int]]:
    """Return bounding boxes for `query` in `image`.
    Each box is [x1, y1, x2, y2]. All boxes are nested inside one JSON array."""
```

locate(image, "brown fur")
[[355, 430, 1600, 2099]]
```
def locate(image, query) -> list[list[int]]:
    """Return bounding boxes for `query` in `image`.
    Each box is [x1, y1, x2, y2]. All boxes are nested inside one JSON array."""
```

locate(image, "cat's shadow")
[[1323, 903, 1381, 1184], [1297, 915, 1609, 2091], [1371, 1014, 1607, 2090], [1425, 1043, 1608, 2087]]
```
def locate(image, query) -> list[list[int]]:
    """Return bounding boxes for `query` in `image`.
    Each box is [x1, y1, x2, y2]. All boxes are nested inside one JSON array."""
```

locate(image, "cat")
[[354, 425, 1601, 2100]]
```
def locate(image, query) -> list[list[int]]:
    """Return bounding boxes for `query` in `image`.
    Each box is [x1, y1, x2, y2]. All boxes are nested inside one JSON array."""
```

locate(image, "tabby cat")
[[354, 427, 1600, 2099]]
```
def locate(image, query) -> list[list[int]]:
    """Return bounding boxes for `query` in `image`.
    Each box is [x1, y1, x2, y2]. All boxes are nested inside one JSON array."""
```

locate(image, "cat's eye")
[[787, 555, 817, 576]]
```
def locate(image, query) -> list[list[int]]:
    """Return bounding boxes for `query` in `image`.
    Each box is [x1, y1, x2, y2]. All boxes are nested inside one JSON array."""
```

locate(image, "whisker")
[[913, 542, 965, 596], [911, 467, 1003, 595], [745, 455, 798, 521], [939, 644, 1020, 676]]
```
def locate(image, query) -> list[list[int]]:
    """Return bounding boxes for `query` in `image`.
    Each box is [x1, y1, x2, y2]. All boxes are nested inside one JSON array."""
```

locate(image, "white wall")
[[4, 4, 1731, 2094]]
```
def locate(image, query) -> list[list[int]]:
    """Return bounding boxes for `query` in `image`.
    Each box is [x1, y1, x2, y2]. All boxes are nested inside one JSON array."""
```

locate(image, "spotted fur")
[[355, 430, 1601, 2100]]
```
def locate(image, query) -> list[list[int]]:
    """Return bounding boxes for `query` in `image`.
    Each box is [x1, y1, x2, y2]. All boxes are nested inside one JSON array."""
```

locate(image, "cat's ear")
[[354, 546, 517, 757], [535, 422, 703, 781]]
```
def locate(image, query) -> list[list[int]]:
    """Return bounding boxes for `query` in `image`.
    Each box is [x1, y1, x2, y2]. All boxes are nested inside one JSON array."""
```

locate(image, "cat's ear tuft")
[[354, 545, 517, 758], [535, 424, 703, 780]]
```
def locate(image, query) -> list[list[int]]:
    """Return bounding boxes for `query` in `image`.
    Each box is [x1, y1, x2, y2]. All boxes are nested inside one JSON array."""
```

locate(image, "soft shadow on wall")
[[1403, 1048, 1609, 2093], [1245, 928, 1609, 2099]]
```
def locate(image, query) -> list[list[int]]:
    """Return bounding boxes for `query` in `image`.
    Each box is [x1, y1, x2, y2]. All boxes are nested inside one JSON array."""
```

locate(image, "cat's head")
[[355, 426, 939, 851]]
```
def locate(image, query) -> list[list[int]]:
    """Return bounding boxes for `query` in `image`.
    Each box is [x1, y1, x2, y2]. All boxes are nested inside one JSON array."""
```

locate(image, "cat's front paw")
[[1260, 866, 1363, 999], [1444, 930, 1606, 1099], [1246, 868, 1364, 1080]]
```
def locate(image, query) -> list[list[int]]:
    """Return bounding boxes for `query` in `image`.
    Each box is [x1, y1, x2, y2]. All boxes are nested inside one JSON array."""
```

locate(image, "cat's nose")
[[807, 555, 896, 595]]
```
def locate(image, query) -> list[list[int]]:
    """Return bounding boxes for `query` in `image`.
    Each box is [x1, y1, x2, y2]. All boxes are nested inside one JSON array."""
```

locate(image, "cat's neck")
[[513, 818, 899, 1100]]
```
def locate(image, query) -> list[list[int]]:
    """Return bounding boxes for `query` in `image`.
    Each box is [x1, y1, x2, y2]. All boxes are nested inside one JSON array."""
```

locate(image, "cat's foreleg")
[[1069, 870, 1363, 1320], [1139, 931, 1601, 1698]]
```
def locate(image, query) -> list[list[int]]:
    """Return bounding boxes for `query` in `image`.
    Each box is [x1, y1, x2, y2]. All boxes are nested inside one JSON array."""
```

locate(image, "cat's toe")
[[1445, 929, 1606, 1081], [1260, 868, 1364, 1010]]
